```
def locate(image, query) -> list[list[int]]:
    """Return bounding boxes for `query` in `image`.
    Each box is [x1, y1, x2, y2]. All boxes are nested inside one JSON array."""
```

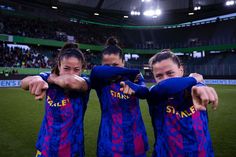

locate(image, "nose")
[[68, 70, 75, 75]]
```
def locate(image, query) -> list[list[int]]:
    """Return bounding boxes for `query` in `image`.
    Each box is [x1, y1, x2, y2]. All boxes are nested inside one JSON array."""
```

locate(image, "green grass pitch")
[[0, 85, 235, 157]]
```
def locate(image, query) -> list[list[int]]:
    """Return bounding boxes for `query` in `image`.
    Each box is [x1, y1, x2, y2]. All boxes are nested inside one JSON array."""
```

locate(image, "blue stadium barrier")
[[0, 80, 21, 87], [0, 79, 236, 88], [204, 79, 236, 85]]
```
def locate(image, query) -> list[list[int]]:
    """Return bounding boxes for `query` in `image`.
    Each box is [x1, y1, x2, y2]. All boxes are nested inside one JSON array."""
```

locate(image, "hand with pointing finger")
[[120, 81, 135, 95], [28, 76, 48, 100], [192, 85, 218, 111]]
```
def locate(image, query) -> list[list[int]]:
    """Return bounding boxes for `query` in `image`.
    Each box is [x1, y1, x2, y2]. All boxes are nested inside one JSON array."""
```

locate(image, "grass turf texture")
[[0, 85, 235, 157]]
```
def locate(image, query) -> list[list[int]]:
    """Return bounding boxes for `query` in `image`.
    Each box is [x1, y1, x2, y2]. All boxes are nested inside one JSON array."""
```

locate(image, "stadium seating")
[[0, 13, 235, 79], [1, 13, 236, 49]]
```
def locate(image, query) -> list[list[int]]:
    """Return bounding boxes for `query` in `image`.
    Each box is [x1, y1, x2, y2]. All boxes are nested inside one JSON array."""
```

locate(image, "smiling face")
[[102, 53, 124, 67], [152, 58, 184, 83], [58, 56, 82, 76]]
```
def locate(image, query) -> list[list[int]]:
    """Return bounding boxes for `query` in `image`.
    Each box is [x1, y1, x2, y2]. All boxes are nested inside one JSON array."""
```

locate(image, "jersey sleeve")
[[81, 75, 91, 90], [123, 73, 149, 99], [124, 80, 149, 99], [90, 65, 140, 89], [149, 77, 197, 101], [38, 72, 51, 82]]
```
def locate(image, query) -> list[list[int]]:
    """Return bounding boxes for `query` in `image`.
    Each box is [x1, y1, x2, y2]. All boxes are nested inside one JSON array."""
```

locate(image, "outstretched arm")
[[48, 74, 89, 92], [148, 76, 219, 111], [90, 65, 140, 88], [21, 75, 48, 100], [150, 77, 198, 98]]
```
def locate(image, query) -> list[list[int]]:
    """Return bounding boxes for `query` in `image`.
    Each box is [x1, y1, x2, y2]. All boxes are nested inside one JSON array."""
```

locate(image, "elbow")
[[141, 89, 149, 99], [138, 94, 148, 99], [90, 69, 98, 81], [136, 86, 149, 99]]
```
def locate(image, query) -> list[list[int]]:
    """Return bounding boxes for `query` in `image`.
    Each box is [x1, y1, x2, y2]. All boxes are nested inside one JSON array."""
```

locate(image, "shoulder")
[[149, 85, 155, 91]]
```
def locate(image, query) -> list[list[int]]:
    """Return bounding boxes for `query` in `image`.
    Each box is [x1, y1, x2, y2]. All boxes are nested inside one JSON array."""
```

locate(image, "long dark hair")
[[102, 36, 124, 60], [52, 42, 86, 75]]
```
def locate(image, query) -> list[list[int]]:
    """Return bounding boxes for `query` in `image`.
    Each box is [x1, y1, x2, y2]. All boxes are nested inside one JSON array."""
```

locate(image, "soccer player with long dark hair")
[[21, 43, 90, 157], [90, 37, 149, 157]]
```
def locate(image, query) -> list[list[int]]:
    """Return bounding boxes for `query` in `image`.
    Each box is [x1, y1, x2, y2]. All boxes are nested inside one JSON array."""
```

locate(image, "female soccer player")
[[90, 37, 149, 157], [21, 43, 90, 157], [147, 49, 218, 157]]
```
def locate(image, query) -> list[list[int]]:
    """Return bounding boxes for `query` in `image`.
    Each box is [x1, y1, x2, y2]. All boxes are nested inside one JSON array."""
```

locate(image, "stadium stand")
[[0, 6, 236, 80], [1, 13, 236, 49]]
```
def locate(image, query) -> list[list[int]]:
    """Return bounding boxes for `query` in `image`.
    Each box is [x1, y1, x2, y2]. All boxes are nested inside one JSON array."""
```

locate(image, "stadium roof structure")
[[2, 0, 236, 26]]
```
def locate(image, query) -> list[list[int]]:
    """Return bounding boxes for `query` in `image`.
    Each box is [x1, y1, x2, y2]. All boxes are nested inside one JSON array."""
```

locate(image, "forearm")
[[150, 77, 197, 97], [135, 85, 149, 99], [90, 66, 139, 83], [52, 75, 88, 91]]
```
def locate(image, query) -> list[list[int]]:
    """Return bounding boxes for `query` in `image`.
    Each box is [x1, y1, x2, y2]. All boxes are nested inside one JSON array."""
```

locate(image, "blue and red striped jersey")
[[91, 66, 149, 157], [37, 72, 90, 157], [148, 77, 214, 157]]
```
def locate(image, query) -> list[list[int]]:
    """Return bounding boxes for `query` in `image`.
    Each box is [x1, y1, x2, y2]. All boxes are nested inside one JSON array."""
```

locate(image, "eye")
[[63, 67, 70, 70], [112, 63, 119, 67], [74, 68, 80, 72], [155, 74, 162, 79], [167, 71, 175, 76]]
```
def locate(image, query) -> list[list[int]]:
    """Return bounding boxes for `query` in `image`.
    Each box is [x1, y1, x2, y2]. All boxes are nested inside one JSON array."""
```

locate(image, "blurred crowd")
[[0, 43, 100, 70], [0, 14, 123, 47], [0, 45, 53, 68]]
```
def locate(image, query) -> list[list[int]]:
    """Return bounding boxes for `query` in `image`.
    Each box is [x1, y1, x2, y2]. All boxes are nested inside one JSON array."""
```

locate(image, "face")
[[152, 58, 183, 83], [102, 54, 124, 67], [58, 57, 82, 76]]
